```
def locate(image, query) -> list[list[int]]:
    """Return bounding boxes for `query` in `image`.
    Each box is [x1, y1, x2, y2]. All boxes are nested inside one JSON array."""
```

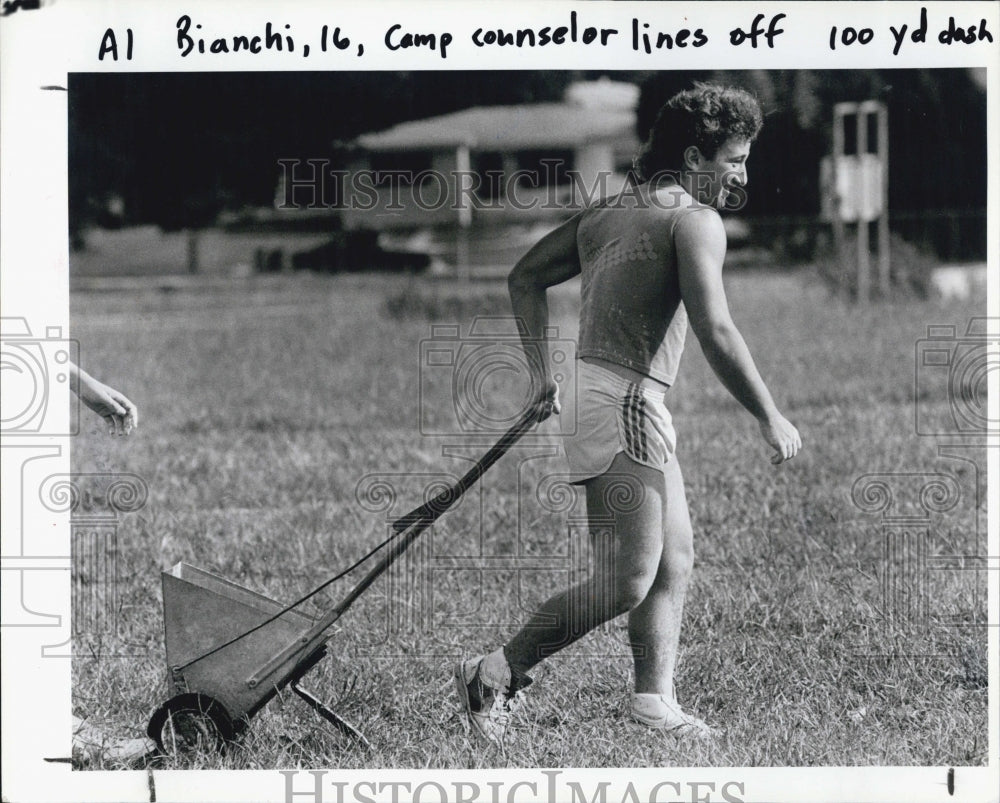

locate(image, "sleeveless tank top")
[[576, 183, 707, 386]]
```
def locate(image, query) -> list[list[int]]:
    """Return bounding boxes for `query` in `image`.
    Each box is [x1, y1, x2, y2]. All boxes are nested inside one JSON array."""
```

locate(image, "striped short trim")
[[622, 382, 649, 463], [564, 360, 676, 483]]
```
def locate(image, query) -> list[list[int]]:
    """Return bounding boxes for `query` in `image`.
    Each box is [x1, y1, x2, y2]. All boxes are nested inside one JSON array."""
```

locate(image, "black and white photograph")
[[1, 3, 997, 803]]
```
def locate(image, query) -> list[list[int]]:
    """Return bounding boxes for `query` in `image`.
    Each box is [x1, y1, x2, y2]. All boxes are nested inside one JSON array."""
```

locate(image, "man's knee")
[[612, 569, 657, 613], [659, 537, 694, 589]]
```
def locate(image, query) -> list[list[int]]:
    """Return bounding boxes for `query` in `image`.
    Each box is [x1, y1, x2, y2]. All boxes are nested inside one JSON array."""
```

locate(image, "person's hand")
[[758, 411, 800, 464], [532, 376, 561, 423], [77, 374, 138, 436]]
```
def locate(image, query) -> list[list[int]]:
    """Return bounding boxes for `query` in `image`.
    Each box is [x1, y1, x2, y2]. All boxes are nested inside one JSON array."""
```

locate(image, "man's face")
[[692, 137, 751, 210]]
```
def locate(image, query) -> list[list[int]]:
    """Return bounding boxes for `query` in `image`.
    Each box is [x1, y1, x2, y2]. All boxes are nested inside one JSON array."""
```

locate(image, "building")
[[339, 78, 640, 234]]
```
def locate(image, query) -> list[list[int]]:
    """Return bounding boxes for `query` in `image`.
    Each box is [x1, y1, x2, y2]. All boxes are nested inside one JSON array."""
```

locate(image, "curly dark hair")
[[634, 83, 763, 182]]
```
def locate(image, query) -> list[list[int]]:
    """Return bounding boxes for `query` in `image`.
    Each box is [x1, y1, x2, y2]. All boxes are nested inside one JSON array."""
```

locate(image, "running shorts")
[[564, 359, 677, 484]]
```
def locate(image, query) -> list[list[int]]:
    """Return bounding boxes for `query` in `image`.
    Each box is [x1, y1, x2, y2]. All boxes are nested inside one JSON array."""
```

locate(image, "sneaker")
[[455, 655, 532, 746], [630, 694, 718, 738], [71, 716, 158, 767]]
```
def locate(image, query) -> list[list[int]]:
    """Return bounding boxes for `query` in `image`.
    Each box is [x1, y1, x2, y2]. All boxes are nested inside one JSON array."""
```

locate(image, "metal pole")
[[877, 103, 890, 296], [456, 144, 472, 281], [856, 109, 870, 305], [242, 404, 540, 687], [831, 105, 847, 300]]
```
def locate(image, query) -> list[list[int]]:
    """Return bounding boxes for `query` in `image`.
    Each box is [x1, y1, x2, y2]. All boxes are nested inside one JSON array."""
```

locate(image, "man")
[[455, 84, 802, 744]]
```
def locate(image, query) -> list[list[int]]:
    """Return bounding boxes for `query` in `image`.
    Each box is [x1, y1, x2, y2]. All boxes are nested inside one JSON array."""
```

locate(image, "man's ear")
[[683, 145, 703, 170]]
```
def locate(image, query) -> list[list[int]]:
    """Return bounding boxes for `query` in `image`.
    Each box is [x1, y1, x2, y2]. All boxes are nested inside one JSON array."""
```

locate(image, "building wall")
[[340, 138, 628, 232], [574, 141, 615, 190], [340, 153, 458, 231]]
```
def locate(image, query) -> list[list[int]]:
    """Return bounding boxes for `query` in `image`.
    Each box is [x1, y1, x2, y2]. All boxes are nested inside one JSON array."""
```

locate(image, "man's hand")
[[75, 370, 138, 436], [532, 377, 561, 423], [758, 412, 801, 464]]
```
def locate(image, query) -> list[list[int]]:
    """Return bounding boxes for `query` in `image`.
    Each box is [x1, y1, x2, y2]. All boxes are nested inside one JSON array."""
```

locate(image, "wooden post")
[[186, 229, 200, 274]]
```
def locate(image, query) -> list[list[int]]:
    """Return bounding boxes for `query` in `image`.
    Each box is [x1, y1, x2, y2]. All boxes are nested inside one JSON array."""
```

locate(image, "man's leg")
[[456, 452, 667, 744], [627, 455, 694, 696], [503, 452, 665, 675], [624, 456, 714, 735]]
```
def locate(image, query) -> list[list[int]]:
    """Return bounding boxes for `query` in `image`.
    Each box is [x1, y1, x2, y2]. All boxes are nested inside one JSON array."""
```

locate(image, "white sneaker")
[[72, 716, 158, 767], [454, 654, 532, 746], [631, 693, 718, 738]]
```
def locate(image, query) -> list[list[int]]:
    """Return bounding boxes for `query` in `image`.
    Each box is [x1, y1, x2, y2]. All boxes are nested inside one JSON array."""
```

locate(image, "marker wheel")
[[146, 693, 240, 756]]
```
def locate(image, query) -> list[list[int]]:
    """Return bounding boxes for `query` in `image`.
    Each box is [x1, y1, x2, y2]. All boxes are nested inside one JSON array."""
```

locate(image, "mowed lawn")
[[69, 266, 988, 770]]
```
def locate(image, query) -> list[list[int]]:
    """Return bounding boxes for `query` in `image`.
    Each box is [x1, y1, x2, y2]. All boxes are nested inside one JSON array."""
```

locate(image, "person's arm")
[[69, 362, 138, 436], [675, 209, 801, 464], [507, 213, 584, 421]]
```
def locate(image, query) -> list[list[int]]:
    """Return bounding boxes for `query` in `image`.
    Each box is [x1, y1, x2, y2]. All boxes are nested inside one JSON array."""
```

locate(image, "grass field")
[[69, 264, 988, 770]]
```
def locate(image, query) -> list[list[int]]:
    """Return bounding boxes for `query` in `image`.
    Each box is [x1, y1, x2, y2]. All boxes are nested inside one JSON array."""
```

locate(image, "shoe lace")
[[668, 705, 715, 735], [487, 686, 525, 728]]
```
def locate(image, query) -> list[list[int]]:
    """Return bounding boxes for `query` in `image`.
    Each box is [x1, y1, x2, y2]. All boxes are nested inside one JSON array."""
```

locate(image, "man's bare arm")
[[69, 362, 138, 436], [507, 213, 583, 419], [675, 209, 801, 463]]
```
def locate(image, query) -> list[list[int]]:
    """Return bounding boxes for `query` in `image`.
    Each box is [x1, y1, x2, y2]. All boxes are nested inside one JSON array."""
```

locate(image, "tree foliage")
[[636, 69, 987, 217], [69, 69, 985, 231]]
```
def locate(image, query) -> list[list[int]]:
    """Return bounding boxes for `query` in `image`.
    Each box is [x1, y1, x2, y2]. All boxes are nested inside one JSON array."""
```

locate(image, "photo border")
[[1, 2, 997, 801]]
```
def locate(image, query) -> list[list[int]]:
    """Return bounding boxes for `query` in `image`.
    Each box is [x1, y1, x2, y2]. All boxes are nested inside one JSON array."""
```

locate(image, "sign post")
[[822, 101, 889, 303]]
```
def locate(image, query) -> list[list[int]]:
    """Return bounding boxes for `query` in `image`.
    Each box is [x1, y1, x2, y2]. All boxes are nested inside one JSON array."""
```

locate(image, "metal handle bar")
[[181, 404, 539, 673], [314, 403, 540, 630]]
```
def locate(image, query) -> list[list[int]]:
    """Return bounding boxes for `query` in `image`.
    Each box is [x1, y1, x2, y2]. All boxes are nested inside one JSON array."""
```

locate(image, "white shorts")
[[564, 360, 677, 484]]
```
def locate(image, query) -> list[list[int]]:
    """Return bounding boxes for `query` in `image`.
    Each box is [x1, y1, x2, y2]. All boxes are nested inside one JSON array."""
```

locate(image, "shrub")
[[382, 284, 510, 321], [814, 231, 939, 300]]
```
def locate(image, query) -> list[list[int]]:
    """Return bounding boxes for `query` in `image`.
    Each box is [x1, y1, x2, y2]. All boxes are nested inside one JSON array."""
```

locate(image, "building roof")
[[355, 102, 636, 152]]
